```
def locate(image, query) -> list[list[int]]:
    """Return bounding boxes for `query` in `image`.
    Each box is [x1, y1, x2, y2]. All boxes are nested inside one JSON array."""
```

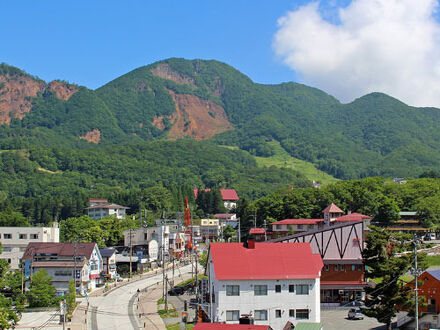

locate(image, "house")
[[99, 248, 117, 279], [249, 228, 267, 242], [169, 232, 186, 258], [194, 189, 239, 211], [194, 324, 272, 330], [0, 223, 59, 269], [214, 213, 238, 228], [22, 242, 103, 295], [200, 219, 221, 240], [205, 242, 323, 329], [392, 178, 407, 184], [85, 198, 129, 219], [405, 270, 440, 314], [271, 220, 368, 306]]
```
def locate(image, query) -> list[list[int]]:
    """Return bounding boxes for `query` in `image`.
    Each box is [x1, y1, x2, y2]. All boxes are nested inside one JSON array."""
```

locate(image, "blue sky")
[[0, 1, 317, 89], [2, 1, 440, 107]]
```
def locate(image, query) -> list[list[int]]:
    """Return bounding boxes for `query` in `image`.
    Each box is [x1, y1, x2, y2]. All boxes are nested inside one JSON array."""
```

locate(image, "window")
[[19, 234, 27, 239], [289, 284, 295, 293], [325, 264, 330, 271], [275, 310, 281, 318], [3, 234, 11, 239], [298, 224, 303, 229], [334, 264, 339, 271], [254, 310, 268, 320], [254, 285, 267, 296], [296, 309, 309, 319], [351, 265, 356, 271], [340, 264, 345, 271], [275, 285, 281, 293], [226, 310, 239, 321], [30, 233, 38, 239], [55, 270, 72, 277], [296, 284, 309, 295], [144, 233, 148, 240], [289, 309, 295, 317], [2, 247, 11, 252], [226, 285, 240, 296], [356, 265, 362, 271], [276, 225, 281, 230]]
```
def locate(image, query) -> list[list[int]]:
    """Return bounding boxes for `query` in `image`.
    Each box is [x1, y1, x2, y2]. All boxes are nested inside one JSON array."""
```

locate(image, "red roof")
[[249, 228, 266, 235], [322, 203, 343, 214], [194, 189, 239, 201], [335, 213, 372, 222], [194, 324, 271, 330], [23, 242, 97, 260], [272, 219, 324, 225], [209, 242, 323, 280]]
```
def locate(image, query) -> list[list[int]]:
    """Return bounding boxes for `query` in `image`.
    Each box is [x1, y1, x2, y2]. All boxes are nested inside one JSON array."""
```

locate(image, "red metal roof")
[[23, 242, 96, 260], [193, 189, 239, 201], [322, 203, 343, 214], [249, 228, 266, 235], [335, 213, 372, 222], [321, 281, 368, 286], [209, 242, 323, 280], [194, 324, 271, 330], [272, 219, 324, 225]]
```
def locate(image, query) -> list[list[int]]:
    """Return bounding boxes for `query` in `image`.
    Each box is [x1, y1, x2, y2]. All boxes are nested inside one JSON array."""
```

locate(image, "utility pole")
[[253, 210, 257, 228], [238, 217, 241, 243], [129, 229, 133, 279], [73, 241, 77, 291], [263, 219, 267, 241], [165, 274, 168, 311], [411, 234, 422, 330]]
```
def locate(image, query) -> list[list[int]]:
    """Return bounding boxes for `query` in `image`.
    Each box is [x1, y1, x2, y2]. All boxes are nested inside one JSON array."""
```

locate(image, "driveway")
[[321, 308, 394, 330]]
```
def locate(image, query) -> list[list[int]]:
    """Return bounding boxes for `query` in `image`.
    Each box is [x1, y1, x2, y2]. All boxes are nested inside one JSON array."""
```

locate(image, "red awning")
[[90, 274, 100, 279]]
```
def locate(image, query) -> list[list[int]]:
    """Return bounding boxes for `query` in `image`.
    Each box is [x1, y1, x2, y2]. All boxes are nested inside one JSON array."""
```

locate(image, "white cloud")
[[273, 0, 440, 107]]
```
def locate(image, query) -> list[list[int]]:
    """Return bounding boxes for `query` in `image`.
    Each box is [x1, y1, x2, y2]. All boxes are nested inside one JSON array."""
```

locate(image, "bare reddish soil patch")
[[79, 129, 101, 144], [151, 63, 195, 86], [0, 75, 45, 124], [48, 81, 78, 100], [166, 90, 234, 140]]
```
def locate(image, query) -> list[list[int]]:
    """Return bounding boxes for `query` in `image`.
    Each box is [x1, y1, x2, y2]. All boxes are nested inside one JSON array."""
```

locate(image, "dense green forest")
[[238, 177, 440, 232], [0, 139, 310, 224], [1, 59, 440, 180]]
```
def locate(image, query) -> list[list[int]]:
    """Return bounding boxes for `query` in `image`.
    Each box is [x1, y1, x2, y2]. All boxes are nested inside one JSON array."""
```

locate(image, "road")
[[88, 264, 193, 330]]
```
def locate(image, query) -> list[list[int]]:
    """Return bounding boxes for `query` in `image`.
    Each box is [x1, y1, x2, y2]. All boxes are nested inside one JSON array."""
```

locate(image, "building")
[[194, 189, 239, 211], [387, 211, 428, 233], [206, 242, 323, 329], [0, 224, 59, 269], [214, 213, 238, 228], [200, 219, 221, 240], [99, 248, 117, 279], [249, 228, 267, 242], [169, 232, 186, 258], [271, 203, 372, 238], [271, 220, 368, 306], [23, 242, 103, 295], [406, 270, 440, 314], [85, 198, 129, 219]]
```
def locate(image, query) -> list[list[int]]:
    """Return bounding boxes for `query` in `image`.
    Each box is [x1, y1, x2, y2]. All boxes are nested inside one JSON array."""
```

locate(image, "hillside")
[[1, 59, 440, 180]]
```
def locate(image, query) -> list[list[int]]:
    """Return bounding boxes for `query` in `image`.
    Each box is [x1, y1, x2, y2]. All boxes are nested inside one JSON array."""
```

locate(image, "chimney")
[[247, 240, 256, 249]]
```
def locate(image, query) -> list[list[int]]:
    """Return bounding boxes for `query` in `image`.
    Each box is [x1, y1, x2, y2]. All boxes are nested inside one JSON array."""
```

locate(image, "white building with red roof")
[[206, 242, 323, 329]]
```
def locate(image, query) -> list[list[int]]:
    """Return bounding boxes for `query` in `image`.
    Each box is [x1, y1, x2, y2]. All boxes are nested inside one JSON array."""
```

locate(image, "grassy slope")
[[221, 141, 338, 185]]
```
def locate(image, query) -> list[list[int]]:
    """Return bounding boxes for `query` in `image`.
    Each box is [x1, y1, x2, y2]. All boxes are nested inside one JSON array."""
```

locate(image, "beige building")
[[0, 223, 59, 269], [85, 198, 129, 220]]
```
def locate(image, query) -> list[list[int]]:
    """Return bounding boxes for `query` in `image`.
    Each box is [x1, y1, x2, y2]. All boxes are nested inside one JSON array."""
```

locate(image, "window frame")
[[254, 310, 268, 320], [226, 310, 240, 321], [254, 285, 268, 296], [275, 309, 282, 318], [296, 309, 309, 320], [226, 285, 240, 296], [275, 284, 281, 293], [296, 284, 309, 295], [288, 284, 295, 293], [289, 309, 295, 317]]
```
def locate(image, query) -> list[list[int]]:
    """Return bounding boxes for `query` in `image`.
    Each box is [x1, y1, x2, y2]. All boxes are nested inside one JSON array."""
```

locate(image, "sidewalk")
[[137, 285, 167, 330]]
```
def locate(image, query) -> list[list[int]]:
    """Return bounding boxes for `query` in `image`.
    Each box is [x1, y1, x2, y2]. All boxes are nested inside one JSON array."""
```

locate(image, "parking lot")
[[321, 308, 394, 330]]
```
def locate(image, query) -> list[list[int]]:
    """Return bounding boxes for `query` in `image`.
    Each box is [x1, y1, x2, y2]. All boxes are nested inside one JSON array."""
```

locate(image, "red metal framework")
[[184, 197, 192, 250]]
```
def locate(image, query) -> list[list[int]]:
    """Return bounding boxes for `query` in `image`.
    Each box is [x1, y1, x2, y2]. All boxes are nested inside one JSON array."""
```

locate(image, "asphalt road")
[[88, 264, 193, 330]]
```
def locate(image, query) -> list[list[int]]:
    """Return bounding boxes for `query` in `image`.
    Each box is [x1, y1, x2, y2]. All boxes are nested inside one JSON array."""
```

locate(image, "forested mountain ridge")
[[1, 59, 440, 179]]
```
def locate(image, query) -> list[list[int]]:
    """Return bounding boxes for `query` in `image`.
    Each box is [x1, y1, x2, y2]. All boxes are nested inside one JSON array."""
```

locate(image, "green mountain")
[[1, 58, 440, 181]]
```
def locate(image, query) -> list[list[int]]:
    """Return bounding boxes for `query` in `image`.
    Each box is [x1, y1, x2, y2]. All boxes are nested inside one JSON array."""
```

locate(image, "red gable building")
[[194, 189, 239, 210]]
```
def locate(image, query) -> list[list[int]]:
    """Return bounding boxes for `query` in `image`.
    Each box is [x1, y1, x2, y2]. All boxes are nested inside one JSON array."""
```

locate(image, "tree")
[[374, 196, 400, 225], [65, 280, 76, 319], [26, 269, 58, 307], [0, 294, 18, 329], [415, 196, 440, 227], [0, 210, 29, 227], [362, 226, 426, 330], [222, 225, 236, 242]]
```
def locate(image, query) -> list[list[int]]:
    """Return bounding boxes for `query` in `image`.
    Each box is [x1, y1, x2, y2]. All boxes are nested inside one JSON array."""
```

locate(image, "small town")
[[2, 1, 440, 330]]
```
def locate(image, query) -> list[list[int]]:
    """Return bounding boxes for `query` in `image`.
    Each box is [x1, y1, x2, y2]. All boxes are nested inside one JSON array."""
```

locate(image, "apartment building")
[[85, 198, 129, 219], [0, 224, 59, 269]]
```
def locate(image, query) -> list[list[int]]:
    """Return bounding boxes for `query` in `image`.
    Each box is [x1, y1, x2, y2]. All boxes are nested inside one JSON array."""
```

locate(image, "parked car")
[[348, 307, 364, 320], [168, 286, 185, 296], [425, 233, 437, 241]]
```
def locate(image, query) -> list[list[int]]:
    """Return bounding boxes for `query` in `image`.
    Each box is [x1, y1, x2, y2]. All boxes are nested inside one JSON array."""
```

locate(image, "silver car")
[[348, 307, 364, 320]]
